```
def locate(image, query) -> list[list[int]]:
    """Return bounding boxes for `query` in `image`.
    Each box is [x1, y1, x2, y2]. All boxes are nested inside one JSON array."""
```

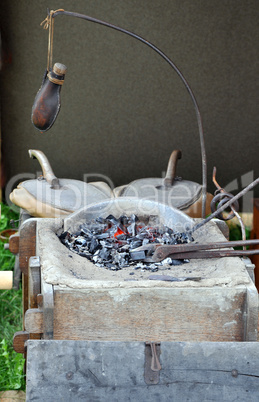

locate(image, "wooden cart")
[[10, 214, 259, 401]]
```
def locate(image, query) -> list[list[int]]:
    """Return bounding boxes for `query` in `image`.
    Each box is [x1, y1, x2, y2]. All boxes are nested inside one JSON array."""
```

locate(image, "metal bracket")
[[144, 342, 162, 385]]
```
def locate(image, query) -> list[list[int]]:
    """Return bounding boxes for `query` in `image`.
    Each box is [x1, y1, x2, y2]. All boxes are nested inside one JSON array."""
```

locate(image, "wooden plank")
[[19, 219, 37, 322], [53, 286, 250, 342], [25, 340, 259, 401], [41, 273, 54, 340], [28, 256, 41, 309], [24, 309, 43, 334], [9, 233, 20, 254], [0, 391, 26, 401], [244, 286, 259, 341], [19, 219, 37, 276]]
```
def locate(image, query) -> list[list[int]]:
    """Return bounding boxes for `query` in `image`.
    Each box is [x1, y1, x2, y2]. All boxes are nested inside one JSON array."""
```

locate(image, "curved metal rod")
[[163, 149, 182, 187], [52, 9, 207, 217], [29, 149, 60, 189], [192, 177, 259, 233]]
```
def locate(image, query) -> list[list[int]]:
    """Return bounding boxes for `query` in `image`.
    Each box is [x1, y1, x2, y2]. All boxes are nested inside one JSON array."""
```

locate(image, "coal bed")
[[59, 213, 193, 274], [35, 199, 254, 287]]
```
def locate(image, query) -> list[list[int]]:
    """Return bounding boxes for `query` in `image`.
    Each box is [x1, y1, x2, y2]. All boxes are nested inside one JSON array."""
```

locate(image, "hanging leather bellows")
[[31, 9, 67, 132], [31, 63, 67, 131]]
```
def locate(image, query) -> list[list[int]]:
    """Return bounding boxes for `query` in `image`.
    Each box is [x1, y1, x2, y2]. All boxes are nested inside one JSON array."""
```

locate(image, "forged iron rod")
[[212, 166, 246, 249], [151, 238, 259, 262], [192, 177, 259, 233], [150, 249, 259, 261]]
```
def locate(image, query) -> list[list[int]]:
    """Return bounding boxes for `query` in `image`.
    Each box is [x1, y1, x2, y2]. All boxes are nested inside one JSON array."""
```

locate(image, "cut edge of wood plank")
[[24, 309, 43, 334]]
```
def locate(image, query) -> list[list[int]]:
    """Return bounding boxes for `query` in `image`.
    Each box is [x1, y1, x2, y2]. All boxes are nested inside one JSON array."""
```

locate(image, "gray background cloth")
[[1, 1, 258, 202]]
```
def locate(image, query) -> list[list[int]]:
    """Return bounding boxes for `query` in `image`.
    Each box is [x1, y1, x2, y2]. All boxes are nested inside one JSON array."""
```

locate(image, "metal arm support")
[[47, 9, 207, 217]]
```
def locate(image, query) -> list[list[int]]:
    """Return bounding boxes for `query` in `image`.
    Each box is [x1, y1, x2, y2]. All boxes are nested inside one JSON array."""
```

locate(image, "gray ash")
[[59, 214, 193, 271]]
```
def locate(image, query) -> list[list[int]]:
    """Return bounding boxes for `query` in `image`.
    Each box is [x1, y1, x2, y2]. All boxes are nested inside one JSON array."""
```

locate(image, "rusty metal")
[[132, 239, 259, 262], [211, 167, 239, 221], [150, 248, 259, 260], [211, 167, 246, 248], [210, 192, 239, 221], [192, 177, 259, 233]]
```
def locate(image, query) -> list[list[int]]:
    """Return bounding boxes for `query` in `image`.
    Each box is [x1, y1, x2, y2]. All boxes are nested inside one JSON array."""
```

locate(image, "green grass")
[[0, 203, 18, 270], [228, 220, 251, 248], [0, 202, 25, 391]]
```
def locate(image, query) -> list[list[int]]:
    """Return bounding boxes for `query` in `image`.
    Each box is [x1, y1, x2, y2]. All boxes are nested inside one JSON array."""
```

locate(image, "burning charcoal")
[[105, 262, 114, 268], [166, 228, 174, 235], [178, 232, 194, 243], [169, 238, 178, 246], [142, 238, 150, 246], [102, 238, 114, 245], [119, 215, 129, 226], [95, 232, 110, 239], [122, 242, 130, 248], [78, 252, 91, 260], [130, 214, 139, 222], [59, 231, 69, 244], [130, 250, 146, 261], [80, 225, 93, 236], [127, 222, 136, 236], [112, 252, 127, 267], [161, 257, 174, 265], [162, 233, 172, 244], [65, 239, 71, 248], [171, 259, 184, 266], [89, 223, 106, 234], [75, 237, 87, 246], [106, 214, 119, 225], [96, 217, 107, 224], [130, 240, 143, 249], [99, 240, 112, 248], [59, 231, 69, 240], [116, 234, 127, 241], [99, 248, 111, 261], [59, 213, 191, 271], [89, 237, 99, 253]]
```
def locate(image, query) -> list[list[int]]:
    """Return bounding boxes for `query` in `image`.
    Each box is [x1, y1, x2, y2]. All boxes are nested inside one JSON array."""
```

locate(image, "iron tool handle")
[[161, 249, 259, 260], [152, 238, 259, 262]]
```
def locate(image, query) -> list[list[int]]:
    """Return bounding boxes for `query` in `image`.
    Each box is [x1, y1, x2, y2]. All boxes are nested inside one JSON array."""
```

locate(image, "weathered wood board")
[[52, 285, 256, 342], [19, 219, 37, 318], [26, 340, 259, 402]]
